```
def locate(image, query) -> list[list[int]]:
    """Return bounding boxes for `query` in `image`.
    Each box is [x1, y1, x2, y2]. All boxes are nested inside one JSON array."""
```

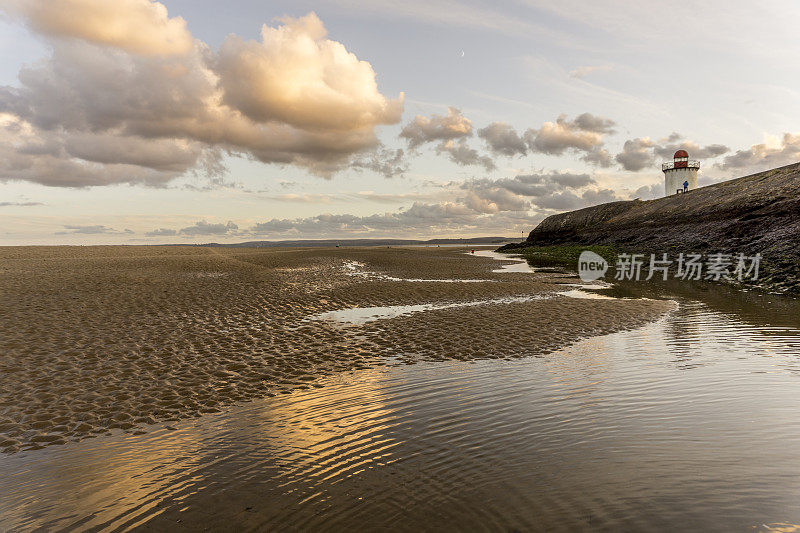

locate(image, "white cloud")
[[215, 13, 402, 132]]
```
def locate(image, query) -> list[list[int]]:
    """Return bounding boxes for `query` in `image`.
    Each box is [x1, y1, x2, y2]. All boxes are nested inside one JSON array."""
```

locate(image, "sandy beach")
[[0, 245, 674, 454]]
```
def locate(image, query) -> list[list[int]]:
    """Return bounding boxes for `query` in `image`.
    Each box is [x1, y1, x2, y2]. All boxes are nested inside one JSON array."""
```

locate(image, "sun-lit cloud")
[[2, 0, 194, 56], [717, 133, 800, 172], [215, 13, 403, 132], [0, 7, 404, 186], [400, 107, 473, 148]]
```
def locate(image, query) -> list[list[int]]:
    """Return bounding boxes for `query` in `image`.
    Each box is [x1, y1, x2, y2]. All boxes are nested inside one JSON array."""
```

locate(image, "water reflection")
[[2, 284, 800, 531]]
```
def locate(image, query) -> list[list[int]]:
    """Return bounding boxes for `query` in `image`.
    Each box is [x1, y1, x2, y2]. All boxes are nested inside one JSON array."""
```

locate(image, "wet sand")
[[0, 245, 674, 454]]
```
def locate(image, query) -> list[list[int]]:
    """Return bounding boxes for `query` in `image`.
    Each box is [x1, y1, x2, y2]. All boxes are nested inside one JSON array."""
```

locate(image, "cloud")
[[462, 188, 528, 213], [263, 192, 341, 203], [525, 113, 614, 154], [400, 107, 472, 148], [145, 227, 178, 236], [717, 133, 800, 171], [532, 188, 621, 211], [351, 146, 408, 178], [463, 171, 595, 197], [56, 224, 126, 234], [569, 65, 611, 78], [179, 220, 239, 236], [0, 9, 404, 186], [0, 201, 43, 207], [142, 168, 623, 240], [458, 171, 613, 213], [436, 139, 495, 171], [476, 113, 615, 165], [3, 0, 194, 56], [215, 13, 402, 132], [615, 137, 655, 171], [615, 133, 730, 172], [250, 202, 480, 237], [581, 148, 613, 168], [652, 135, 729, 159], [570, 113, 616, 134], [632, 183, 663, 200], [478, 122, 528, 157]]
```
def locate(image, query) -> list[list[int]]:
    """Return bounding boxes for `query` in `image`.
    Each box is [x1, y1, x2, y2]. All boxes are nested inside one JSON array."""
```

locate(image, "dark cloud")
[[351, 146, 408, 178], [463, 172, 595, 197], [478, 122, 528, 156], [145, 227, 178, 237], [571, 113, 616, 134], [581, 148, 613, 168], [250, 202, 480, 236], [458, 171, 617, 214], [179, 220, 239, 236], [436, 139, 495, 171], [615, 137, 655, 171], [653, 136, 729, 159], [616, 133, 730, 172], [477, 113, 615, 166]]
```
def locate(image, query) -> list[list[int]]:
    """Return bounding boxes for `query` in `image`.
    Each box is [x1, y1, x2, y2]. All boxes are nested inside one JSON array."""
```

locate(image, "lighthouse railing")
[[662, 160, 700, 171]]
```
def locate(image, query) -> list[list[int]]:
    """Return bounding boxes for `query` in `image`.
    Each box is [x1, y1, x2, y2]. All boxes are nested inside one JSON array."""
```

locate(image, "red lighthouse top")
[[662, 150, 699, 171], [673, 149, 689, 168]]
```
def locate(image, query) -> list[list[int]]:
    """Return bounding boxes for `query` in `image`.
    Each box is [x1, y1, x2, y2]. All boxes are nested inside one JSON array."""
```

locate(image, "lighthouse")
[[662, 150, 699, 196]]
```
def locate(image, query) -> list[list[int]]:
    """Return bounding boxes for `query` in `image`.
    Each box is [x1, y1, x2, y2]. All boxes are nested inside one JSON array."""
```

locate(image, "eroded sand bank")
[[0, 246, 675, 453]]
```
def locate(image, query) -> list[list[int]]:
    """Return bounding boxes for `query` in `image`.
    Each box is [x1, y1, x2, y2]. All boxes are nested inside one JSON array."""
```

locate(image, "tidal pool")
[[2, 284, 800, 531]]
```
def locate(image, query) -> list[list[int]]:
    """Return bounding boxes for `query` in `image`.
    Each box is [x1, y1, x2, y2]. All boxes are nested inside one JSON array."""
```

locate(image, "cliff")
[[501, 162, 800, 292]]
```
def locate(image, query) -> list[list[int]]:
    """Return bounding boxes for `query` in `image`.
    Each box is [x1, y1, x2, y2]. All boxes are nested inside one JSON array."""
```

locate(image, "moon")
[[460, 50, 465, 58]]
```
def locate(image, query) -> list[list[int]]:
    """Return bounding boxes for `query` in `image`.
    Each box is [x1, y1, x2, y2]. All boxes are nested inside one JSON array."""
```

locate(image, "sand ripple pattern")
[[1, 298, 799, 531], [0, 246, 673, 453]]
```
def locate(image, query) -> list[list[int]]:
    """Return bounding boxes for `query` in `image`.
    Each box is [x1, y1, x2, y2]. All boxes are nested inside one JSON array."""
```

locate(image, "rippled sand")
[[0, 246, 674, 453]]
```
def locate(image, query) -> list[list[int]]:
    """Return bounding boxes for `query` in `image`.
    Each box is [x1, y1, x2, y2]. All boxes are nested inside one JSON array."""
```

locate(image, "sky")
[[0, 0, 799, 245]]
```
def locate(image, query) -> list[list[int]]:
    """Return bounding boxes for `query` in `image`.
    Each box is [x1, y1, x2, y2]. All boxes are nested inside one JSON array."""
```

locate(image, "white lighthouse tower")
[[662, 150, 699, 196]]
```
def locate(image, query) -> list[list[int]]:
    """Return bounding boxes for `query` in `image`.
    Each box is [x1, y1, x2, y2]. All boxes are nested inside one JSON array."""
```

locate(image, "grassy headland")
[[499, 162, 800, 294]]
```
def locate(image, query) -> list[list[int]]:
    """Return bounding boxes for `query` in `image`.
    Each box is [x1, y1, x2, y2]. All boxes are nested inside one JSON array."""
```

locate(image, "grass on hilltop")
[[499, 244, 621, 269]]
